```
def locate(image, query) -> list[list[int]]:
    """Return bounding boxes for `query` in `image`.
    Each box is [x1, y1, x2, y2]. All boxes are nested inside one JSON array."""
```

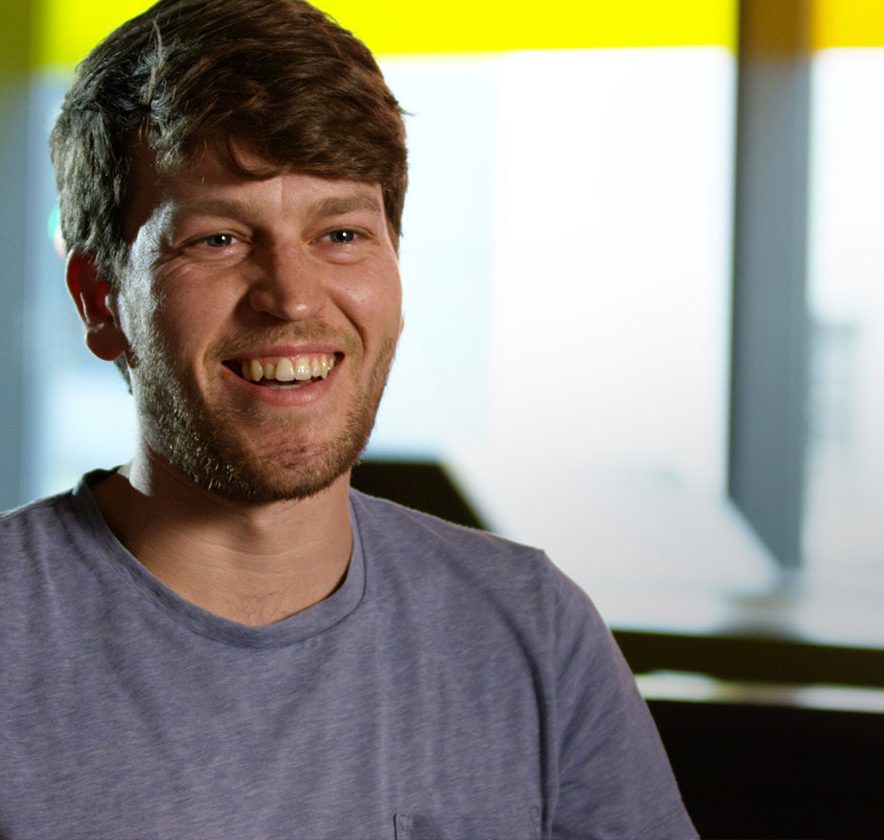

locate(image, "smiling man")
[[0, 0, 695, 837]]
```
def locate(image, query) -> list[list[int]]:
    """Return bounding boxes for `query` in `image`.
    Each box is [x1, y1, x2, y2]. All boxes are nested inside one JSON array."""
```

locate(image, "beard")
[[128, 323, 398, 504]]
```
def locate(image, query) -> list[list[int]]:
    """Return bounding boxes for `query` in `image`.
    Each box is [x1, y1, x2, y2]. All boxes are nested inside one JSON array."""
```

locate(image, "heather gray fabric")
[[0, 472, 696, 839]]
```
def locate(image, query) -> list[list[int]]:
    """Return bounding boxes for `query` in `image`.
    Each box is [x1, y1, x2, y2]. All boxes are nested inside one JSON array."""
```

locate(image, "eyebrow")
[[309, 194, 384, 219], [172, 198, 253, 219]]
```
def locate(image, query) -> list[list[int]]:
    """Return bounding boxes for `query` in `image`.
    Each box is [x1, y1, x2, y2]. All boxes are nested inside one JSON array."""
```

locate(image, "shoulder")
[[350, 488, 544, 560], [0, 488, 92, 642], [351, 488, 567, 584], [0, 490, 77, 553], [1, 471, 111, 538], [349, 488, 604, 641], [0, 473, 111, 585]]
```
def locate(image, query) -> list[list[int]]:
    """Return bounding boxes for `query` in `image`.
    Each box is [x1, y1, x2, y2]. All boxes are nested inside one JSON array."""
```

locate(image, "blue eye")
[[204, 233, 236, 247], [328, 229, 358, 244]]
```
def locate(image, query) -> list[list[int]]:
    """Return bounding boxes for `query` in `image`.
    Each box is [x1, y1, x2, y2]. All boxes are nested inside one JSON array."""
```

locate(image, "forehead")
[[122, 142, 385, 241]]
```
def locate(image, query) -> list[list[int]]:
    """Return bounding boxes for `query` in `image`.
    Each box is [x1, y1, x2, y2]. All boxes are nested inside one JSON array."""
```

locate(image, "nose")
[[247, 243, 326, 321]]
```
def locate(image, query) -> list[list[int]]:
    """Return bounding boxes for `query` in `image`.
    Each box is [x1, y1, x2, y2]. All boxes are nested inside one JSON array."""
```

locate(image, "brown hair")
[[49, 0, 408, 285]]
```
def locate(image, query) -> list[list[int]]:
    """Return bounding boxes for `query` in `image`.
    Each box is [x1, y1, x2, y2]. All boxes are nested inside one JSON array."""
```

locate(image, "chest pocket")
[[393, 808, 540, 840]]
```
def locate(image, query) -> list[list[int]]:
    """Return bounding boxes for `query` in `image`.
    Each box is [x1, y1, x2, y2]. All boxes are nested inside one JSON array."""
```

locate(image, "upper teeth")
[[241, 354, 336, 383]]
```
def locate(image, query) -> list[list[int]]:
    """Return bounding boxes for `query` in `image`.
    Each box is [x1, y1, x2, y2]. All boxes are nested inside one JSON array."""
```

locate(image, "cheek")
[[338, 263, 402, 335], [156, 294, 230, 368], [121, 284, 214, 371], [116, 282, 156, 349]]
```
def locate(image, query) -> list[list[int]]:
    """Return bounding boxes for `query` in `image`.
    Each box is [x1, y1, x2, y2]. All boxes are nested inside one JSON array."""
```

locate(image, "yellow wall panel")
[[35, 0, 154, 71], [319, 0, 737, 53], [812, 0, 884, 49], [34, 0, 737, 71]]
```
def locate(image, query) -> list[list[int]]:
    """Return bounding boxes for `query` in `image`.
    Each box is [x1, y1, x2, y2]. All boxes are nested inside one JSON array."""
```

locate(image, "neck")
[[91, 446, 354, 626]]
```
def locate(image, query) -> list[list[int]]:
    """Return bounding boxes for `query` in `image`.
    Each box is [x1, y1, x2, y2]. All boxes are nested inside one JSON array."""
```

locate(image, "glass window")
[[806, 46, 884, 588]]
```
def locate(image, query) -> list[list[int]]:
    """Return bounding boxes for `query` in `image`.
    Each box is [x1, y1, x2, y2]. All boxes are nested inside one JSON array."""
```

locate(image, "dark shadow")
[[650, 699, 884, 839], [351, 459, 485, 530]]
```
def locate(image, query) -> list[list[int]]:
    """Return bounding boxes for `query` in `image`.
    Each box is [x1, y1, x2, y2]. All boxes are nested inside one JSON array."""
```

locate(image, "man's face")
[[114, 146, 402, 502]]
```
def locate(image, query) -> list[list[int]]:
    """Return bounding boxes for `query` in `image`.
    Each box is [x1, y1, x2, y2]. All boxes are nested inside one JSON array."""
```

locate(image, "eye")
[[326, 229, 359, 244], [177, 230, 245, 261], [202, 233, 237, 248]]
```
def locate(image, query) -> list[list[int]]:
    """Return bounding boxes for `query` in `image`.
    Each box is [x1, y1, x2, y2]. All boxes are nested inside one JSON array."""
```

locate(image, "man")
[[0, 0, 696, 836]]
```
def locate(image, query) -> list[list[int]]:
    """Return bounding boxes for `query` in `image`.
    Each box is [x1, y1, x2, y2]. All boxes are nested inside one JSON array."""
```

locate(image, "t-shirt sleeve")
[[549, 567, 698, 840]]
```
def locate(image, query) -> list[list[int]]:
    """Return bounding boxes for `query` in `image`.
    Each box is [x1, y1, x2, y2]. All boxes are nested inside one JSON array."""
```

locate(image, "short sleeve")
[[549, 570, 697, 839]]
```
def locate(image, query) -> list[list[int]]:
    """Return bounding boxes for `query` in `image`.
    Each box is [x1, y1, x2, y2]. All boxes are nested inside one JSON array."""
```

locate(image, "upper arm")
[[548, 574, 697, 840]]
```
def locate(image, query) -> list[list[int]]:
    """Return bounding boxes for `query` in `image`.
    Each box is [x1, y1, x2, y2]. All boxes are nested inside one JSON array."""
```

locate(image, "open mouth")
[[224, 352, 341, 389]]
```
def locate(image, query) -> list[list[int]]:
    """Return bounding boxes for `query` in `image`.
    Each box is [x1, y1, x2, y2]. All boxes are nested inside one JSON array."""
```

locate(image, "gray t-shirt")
[[0, 472, 696, 839]]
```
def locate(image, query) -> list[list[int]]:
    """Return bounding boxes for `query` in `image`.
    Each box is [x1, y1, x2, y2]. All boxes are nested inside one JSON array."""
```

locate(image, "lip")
[[220, 353, 342, 407]]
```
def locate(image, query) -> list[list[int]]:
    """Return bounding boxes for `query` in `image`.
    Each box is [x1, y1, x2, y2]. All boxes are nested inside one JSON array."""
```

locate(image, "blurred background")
[[1, 0, 882, 835]]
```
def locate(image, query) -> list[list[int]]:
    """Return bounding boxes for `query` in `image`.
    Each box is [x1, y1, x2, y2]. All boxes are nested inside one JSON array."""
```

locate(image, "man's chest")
[[1, 625, 547, 839]]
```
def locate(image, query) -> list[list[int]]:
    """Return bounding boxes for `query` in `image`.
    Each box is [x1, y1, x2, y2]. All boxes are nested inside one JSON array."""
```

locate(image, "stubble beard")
[[130, 330, 398, 504]]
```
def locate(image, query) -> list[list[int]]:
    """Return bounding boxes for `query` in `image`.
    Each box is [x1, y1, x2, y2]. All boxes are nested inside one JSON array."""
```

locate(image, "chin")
[[197, 450, 360, 504], [146, 398, 377, 504]]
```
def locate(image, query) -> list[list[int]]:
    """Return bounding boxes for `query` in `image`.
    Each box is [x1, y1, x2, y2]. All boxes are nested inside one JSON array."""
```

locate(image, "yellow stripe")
[[34, 0, 736, 71], [318, 0, 737, 53], [812, 0, 884, 49]]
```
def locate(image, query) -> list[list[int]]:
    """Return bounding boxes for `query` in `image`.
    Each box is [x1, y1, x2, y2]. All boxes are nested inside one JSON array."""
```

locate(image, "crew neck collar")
[[68, 469, 366, 648]]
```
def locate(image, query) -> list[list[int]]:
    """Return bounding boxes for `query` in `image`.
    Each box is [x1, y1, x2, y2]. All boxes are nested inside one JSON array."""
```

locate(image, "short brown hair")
[[50, 0, 408, 284]]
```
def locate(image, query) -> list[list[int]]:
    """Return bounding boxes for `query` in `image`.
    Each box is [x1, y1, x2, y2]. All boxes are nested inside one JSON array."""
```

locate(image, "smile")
[[226, 352, 340, 388]]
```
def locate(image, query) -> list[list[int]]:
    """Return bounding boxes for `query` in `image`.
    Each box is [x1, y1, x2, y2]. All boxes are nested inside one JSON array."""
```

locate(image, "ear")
[[66, 252, 128, 362]]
